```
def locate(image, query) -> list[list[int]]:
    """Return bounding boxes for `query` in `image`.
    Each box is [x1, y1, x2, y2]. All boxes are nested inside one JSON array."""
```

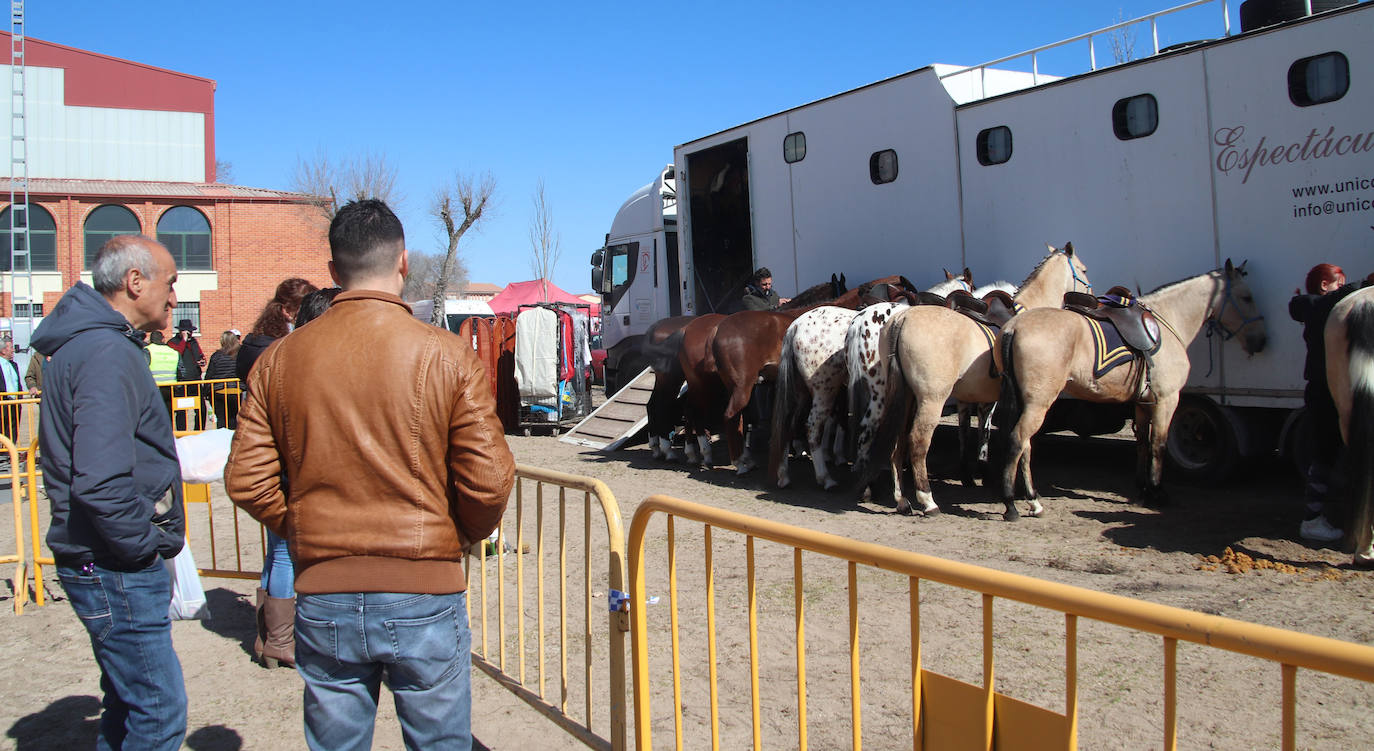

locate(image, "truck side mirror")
[[591, 268, 604, 291], [590, 249, 604, 267]]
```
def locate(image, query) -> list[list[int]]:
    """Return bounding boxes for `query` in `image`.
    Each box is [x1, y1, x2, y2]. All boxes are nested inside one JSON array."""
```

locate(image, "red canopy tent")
[[488, 279, 598, 317]]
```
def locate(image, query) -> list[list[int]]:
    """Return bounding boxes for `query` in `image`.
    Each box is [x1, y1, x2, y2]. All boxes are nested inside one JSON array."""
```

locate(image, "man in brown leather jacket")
[[225, 199, 514, 750]]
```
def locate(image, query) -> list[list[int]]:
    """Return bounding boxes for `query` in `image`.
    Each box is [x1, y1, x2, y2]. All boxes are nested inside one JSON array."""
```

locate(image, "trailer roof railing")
[[940, 0, 1232, 101]]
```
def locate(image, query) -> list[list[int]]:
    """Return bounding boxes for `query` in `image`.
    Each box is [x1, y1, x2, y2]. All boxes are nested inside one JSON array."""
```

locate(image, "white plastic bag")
[[175, 428, 234, 484], [167, 544, 210, 621]]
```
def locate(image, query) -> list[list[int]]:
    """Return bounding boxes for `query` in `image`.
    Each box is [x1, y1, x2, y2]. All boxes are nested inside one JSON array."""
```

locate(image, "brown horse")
[[995, 260, 1266, 519], [1324, 286, 1374, 566], [640, 315, 696, 460], [869, 245, 1091, 515]]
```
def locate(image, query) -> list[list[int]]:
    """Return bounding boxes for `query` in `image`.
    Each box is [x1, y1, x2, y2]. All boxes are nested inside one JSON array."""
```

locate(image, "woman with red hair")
[[1289, 263, 1364, 544]]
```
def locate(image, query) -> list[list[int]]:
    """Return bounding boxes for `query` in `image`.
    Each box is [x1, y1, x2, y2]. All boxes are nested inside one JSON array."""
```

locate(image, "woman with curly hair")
[[235, 277, 318, 668]]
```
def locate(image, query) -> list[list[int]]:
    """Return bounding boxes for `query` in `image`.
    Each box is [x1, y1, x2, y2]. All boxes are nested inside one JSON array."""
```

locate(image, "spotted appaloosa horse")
[[1324, 286, 1374, 566], [769, 271, 975, 489], [869, 245, 1092, 517], [995, 260, 1265, 519]]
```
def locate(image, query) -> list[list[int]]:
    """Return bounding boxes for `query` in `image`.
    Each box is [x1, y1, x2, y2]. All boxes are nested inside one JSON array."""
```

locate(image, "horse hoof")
[[777, 476, 791, 489], [1140, 487, 1170, 508], [960, 471, 977, 488], [1002, 508, 1021, 522], [1025, 500, 1044, 518], [921, 505, 941, 517], [822, 477, 839, 491]]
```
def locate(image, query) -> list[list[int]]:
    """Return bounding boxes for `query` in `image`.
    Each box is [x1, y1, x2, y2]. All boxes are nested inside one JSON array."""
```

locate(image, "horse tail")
[[845, 320, 871, 465], [991, 327, 1023, 474], [769, 326, 804, 485], [860, 312, 912, 489], [1344, 297, 1374, 557], [642, 330, 683, 375]]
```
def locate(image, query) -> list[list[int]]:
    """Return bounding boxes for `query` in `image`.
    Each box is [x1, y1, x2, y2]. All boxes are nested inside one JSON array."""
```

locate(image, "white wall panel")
[[3, 65, 205, 182]]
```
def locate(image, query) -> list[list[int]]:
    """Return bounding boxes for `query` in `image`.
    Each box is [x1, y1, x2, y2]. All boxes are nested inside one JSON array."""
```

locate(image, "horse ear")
[[1225, 258, 1235, 275], [944, 268, 955, 281], [831, 273, 839, 284], [840, 273, 846, 286], [1063, 242, 1074, 256], [1046, 242, 1056, 254], [962, 266, 973, 283]]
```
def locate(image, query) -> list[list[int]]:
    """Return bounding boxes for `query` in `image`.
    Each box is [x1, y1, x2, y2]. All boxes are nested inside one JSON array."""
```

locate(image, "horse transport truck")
[[589, 0, 1373, 477]]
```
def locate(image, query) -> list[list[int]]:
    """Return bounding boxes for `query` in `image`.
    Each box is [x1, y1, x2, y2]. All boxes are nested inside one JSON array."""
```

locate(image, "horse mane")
[[1016, 248, 1067, 291], [924, 276, 969, 297], [780, 274, 847, 310], [974, 281, 1015, 297]]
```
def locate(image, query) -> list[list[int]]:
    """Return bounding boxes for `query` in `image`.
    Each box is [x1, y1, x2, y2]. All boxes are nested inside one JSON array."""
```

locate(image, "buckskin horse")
[[994, 260, 1266, 520], [865, 244, 1091, 516], [1324, 285, 1374, 566], [768, 270, 975, 490]]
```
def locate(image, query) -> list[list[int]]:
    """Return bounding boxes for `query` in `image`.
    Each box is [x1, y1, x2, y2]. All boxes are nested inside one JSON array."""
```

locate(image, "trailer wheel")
[[1165, 396, 1242, 482]]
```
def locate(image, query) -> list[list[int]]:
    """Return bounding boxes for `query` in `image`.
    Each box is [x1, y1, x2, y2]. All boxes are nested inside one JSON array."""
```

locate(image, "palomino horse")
[[996, 260, 1266, 519], [1324, 285, 1374, 566], [769, 271, 975, 489], [868, 245, 1091, 515]]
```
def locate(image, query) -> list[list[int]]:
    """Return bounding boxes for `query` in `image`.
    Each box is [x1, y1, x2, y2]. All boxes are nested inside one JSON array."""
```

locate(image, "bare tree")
[[430, 171, 496, 327], [213, 159, 234, 184], [291, 149, 401, 225], [402, 250, 463, 302], [527, 178, 563, 302], [1108, 9, 1138, 64]]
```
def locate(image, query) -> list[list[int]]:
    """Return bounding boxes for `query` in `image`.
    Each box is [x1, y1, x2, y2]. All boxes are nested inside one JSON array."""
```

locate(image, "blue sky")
[[40, 1, 1227, 295]]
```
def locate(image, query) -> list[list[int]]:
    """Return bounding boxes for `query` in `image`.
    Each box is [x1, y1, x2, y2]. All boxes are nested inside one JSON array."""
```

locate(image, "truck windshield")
[[606, 241, 638, 310]]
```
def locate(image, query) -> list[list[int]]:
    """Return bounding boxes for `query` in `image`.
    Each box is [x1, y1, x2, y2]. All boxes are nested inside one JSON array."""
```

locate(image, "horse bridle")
[[1209, 271, 1264, 341], [1064, 252, 1091, 294]]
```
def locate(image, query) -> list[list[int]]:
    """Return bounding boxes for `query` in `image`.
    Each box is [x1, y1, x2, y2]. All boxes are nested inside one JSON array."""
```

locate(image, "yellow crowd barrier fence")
[[467, 464, 629, 751], [626, 494, 1374, 751]]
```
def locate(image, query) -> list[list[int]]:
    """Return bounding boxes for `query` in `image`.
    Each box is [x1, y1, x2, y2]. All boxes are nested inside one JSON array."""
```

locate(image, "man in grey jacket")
[[31, 234, 187, 751]]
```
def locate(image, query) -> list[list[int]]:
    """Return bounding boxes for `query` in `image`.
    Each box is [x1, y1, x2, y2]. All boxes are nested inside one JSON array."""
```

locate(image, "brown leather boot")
[[253, 587, 267, 663], [261, 595, 296, 669]]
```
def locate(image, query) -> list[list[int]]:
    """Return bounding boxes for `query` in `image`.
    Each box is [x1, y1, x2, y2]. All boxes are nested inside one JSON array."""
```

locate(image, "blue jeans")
[[260, 529, 295, 598], [296, 591, 472, 751], [57, 560, 188, 751]]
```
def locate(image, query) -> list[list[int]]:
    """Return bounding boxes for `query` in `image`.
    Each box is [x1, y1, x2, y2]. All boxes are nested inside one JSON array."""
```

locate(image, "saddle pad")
[[1085, 317, 1138, 379]]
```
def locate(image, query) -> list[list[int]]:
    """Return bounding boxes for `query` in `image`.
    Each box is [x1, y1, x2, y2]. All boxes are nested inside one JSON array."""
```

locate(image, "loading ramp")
[[559, 367, 654, 450]]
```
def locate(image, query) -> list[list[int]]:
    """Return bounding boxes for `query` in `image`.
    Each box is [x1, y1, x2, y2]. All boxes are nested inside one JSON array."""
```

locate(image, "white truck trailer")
[[591, 0, 1372, 476]]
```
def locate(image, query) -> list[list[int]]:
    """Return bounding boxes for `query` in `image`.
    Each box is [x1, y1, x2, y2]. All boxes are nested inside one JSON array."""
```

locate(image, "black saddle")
[[1063, 287, 1162, 354], [915, 291, 954, 307]]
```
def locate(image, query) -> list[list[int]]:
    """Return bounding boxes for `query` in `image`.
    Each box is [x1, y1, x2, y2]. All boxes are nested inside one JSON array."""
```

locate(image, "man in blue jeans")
[[226, 199, 515, 750], [32, 234, 187, 751]]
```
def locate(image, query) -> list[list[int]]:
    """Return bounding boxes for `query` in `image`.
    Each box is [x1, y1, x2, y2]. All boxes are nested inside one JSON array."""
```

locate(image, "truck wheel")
[[1279, 407, 1315, 477], [1165, 396, 1241, 482]]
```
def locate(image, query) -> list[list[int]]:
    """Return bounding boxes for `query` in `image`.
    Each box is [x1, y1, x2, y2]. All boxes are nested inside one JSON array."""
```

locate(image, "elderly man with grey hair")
[[30, 233, 189, 751]]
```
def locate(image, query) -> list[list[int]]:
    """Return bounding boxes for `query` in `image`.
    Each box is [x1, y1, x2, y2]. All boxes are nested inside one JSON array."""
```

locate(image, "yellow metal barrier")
[[627, 495, 1374, 751], [467, 464, 628, 751]]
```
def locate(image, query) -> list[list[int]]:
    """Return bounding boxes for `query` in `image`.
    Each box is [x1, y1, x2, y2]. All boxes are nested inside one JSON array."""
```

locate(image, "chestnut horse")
[[995, 260, 1266, 520], [1324, 286, 1374, 566], [868, 245, 1091, 515]]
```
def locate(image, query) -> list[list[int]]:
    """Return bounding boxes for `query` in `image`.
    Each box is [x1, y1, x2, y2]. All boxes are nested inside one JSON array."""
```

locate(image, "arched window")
[[0, 203, 57, 272], [84, 205, 141, 269], [157, 206, 212, 269]]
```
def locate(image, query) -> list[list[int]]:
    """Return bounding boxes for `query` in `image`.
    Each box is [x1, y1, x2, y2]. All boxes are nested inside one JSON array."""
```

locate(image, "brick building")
[[1, 33, 329, 356]]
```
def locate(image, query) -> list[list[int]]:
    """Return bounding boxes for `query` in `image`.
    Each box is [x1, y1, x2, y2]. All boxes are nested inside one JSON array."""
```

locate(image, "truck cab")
[[590, 164, 677, 394]]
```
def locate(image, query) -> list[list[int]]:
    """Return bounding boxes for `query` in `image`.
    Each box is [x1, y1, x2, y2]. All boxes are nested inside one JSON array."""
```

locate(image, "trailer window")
[[1288, 52, 1349, 107], [784, 132, 807, 163], [1112, 94, 1158, 140], [606, 241, 639, 311], [976, 126, 1013, 166], [869, 149, 898, 184]]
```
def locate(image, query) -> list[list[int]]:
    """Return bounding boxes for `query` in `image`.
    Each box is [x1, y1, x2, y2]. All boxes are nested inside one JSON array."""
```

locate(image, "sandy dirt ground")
[[3, 411, 1373, 750]]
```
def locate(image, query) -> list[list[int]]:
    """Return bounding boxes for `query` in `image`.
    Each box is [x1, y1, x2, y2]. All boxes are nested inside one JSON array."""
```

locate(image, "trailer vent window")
[[1112, 94, 1158, 141], [1288, 52, 1349, 107], [783, 132, 807, 163], [869, 149, 898, 184], [976, 126, 1013, 166]]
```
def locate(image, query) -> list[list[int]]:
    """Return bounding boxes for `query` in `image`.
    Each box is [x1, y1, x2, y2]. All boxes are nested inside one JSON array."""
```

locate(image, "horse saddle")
[[915, 291, 955, 307], [1063, 287, 1162, 354]]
